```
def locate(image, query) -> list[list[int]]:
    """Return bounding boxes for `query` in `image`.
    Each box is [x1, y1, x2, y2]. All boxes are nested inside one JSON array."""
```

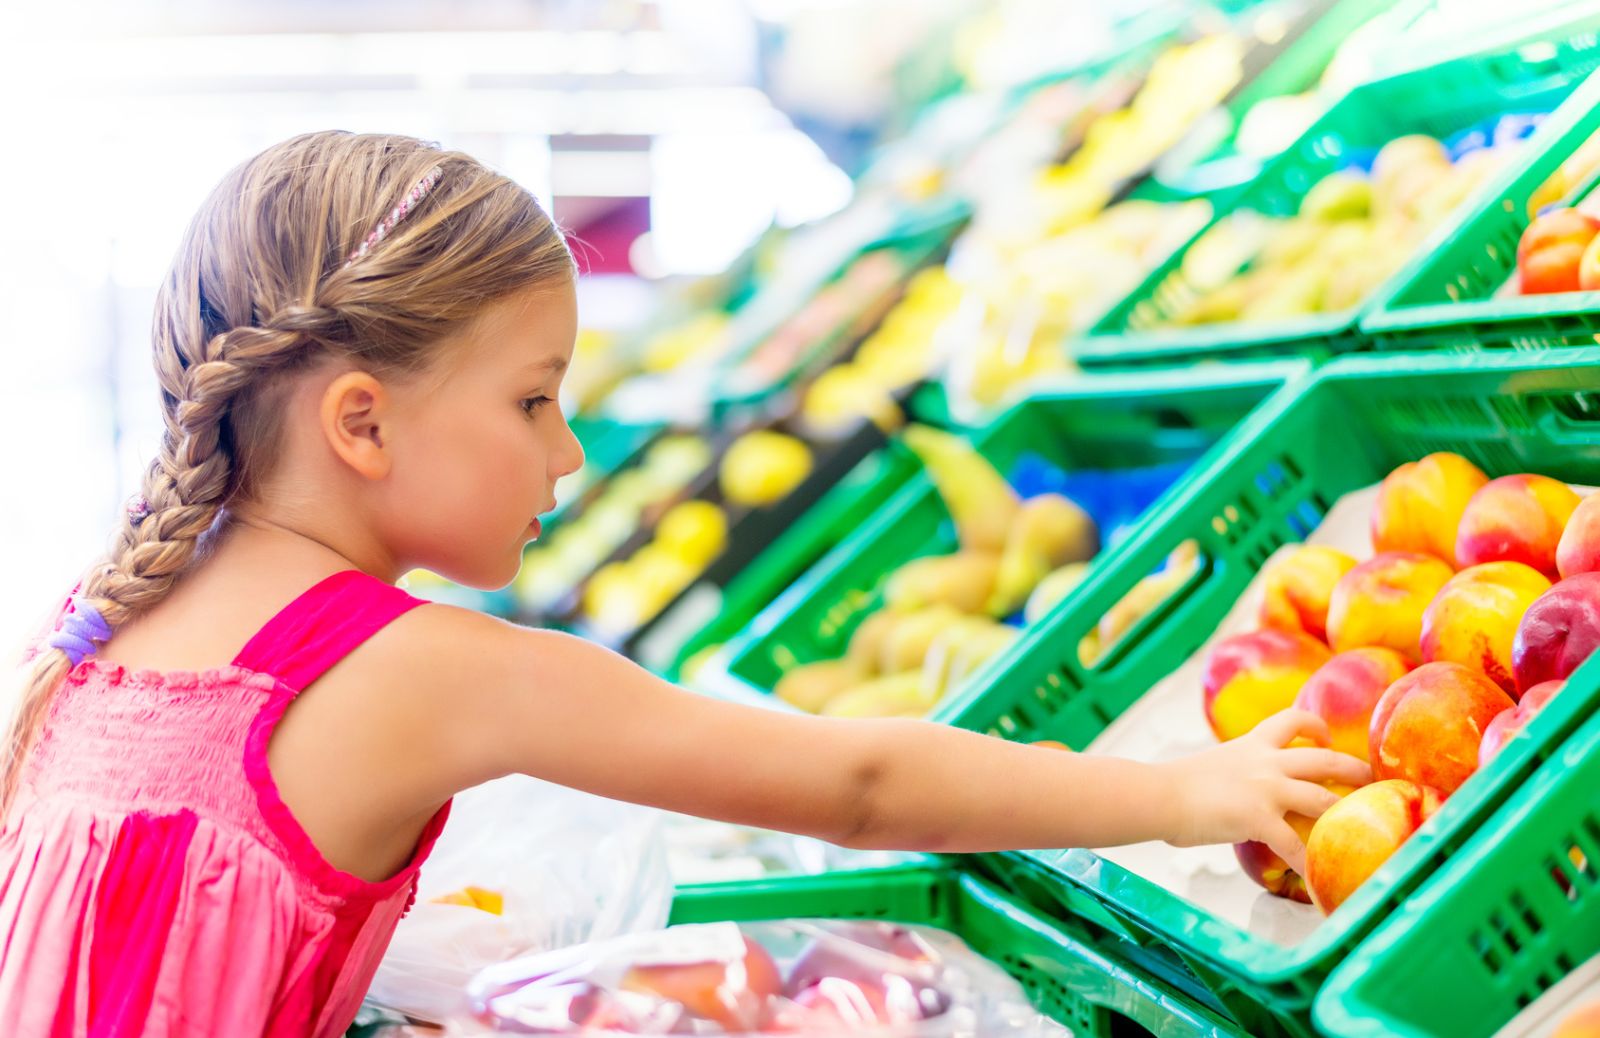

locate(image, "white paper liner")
[[1495, 951, 1600, 1038]]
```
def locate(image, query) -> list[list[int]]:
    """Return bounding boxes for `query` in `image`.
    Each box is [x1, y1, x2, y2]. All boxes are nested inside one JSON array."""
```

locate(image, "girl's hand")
[[1156, 710, 1371, 876]]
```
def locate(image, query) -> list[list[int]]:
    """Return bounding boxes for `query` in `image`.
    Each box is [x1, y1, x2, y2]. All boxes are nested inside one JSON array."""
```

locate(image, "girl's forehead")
[[451, 281, 577, 373]]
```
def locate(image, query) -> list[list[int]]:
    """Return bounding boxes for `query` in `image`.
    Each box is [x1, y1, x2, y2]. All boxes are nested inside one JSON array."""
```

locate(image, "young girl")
[[0, 131, 1367, 1037]]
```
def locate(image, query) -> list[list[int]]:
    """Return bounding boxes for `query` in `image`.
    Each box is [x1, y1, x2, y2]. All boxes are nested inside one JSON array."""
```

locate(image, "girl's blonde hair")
[[4, 130, 575, 808]]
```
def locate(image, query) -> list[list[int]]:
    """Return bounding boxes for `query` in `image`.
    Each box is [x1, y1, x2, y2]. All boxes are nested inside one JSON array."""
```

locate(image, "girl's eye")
[[520, 396, 554, 416]]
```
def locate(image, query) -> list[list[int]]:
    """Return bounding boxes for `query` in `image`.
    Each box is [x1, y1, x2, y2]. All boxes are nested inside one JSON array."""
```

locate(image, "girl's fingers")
[[1279, 747, 1372, 787], [1261, 816, 1309, 877], [1252, 709, 1331, 749], [1280, 778, 1343, 821]]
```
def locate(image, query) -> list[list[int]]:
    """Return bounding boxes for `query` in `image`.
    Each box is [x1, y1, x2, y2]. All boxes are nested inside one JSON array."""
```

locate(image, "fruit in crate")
[[922, 619, 1018, 698], [1479, 680, 1565, 765], [1326, 552, 1454, 661], [877, 606, 968, 674], [620, 934, 782, 1031], [1552, 1000, 1600, 1038], [1512, 572, 1600, 693], [901, 425, 1020, 553], [1258, 545, 1358, 641], [821, 672, 939, 720], [1305, 779, 1443, 915], [1294, 648, 1412, 763], [1516, 208, 1600, 294], [884, 552, 1003, 614], [1420, 562, 1551, 692], [1370, 452, 1489, 567], [1557, 493, 1600, 579], [1024, 561, 1092, 625], [1528, 126, 1600, 216], [1158, 131, 1521, 329], [1369, 662, 1515, 795], [988, 494, 1100, 616], [1455, 474, 1581, 579], [1201, 629, 1332, 742], [775, 659, 866, 714], [720, 430, 814, 508], [655, 500, 729, 569], [1085, 541, 1201, 666], [1235, 774, 1360, 904]]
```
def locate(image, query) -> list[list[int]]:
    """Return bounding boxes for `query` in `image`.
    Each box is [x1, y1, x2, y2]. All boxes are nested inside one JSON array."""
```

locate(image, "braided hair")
[[4, 131, 574, 809]]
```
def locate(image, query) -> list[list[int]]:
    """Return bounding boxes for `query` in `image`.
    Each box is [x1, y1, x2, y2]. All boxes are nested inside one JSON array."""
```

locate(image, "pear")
[[877, 605, 968, 674], [821, 671, 938, 719], [884, 552, 1002, 615], [987, 494, 1100, 616], [1024, 561, 1093, 625], [902, 425, 1020, 554], [775, 659, 867, 714]]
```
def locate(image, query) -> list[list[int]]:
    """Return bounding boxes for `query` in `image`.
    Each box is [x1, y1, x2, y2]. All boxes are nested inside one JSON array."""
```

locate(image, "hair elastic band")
[[48, 598, 112, 667], [344, 164, 445, 267]]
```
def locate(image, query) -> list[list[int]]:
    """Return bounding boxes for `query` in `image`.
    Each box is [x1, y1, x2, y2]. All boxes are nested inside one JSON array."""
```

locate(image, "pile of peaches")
[[1203, 452, 1597, 915]]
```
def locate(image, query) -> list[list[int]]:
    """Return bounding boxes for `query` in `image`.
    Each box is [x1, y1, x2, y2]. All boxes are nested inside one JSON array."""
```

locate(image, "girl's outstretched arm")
[[384, 606, 1369, 875]]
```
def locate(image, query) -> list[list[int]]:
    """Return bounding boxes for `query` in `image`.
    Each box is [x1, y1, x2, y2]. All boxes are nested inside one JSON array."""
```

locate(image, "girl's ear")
[[320, 371, 393, 481]]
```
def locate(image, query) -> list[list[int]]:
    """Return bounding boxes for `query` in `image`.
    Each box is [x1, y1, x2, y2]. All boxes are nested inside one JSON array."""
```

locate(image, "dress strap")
[[232, 570, 426, 692]]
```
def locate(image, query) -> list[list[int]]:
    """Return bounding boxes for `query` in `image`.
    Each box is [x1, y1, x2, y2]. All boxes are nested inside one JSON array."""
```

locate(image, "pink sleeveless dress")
[[0, 569, 452, 1037]]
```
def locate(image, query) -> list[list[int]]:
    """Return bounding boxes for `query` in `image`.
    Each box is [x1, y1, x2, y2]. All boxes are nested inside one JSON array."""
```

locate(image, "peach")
[[1294, 648, 1412, 762], [1456, 474, 1581, 580], [1371, 452, 1489, 566], [1512, 572, 1600, 694], [1235, 776, 1361, 903], [1554, 1001, 1600, 1038], [1369, 661, 1516, 795], [621, 935, 782, 1030], [1305, 779, 1443, 915], [1419, 562, 1552, 693], [1201, 629, 1332, 742], [1479, 679, 1564, 765], [1258, 545, 1358, 641], [1557, 493, 1600, 579], [1326, 552, 1455, 662]]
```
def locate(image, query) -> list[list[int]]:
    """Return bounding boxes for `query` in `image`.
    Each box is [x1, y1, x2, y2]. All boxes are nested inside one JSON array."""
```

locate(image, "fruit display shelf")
[[1073, 16, 1600, 370], [669, 865, 1247, 1038], [552, 411, 898, 656], [694, 360, 1308, 715], [946, 349, 1600, 1037], [1361, 35, 1600, 353], [1312, 678, 1600, 1038]]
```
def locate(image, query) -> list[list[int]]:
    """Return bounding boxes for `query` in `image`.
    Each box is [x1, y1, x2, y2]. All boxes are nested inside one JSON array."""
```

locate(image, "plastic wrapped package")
[[367, 776, 673, 1024], [447, 918, 1073, 1036]]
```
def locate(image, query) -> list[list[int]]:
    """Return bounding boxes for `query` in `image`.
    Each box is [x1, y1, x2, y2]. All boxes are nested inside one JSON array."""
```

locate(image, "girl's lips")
[[527, 517, 542, 538]]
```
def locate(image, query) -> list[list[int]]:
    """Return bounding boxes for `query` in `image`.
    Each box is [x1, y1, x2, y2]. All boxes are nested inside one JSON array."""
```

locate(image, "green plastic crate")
[[1073, 23, 1600, 369], [637, 443, 923, 680], [696, 360, 1309, 709], [1315, 685, 1600, 1038], [946, 349, 1600, 1035], [1362, 52, 1600, 352], [669, 865, 1246, 1037]]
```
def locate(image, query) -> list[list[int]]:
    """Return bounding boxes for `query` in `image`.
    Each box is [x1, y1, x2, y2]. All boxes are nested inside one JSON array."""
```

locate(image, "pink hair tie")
[[344, 164, 445, 268]]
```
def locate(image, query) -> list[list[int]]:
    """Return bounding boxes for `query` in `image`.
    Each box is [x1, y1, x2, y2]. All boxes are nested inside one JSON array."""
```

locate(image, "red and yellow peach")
[[1419, 562, 1551, 693], [1479, 680, 1564, 765], [1558, 493, 1600, 579], [1370, 452, 1488, 566], [1293, 648, 1412, 762], [1202, 629, 1332, 742], [1326, 552, 1455, 662], [1456, 474, 1581, 580], [1258, 545, 1358, 642], [1305, 779, 1443, 915], [1369, 661, 1516, 795]]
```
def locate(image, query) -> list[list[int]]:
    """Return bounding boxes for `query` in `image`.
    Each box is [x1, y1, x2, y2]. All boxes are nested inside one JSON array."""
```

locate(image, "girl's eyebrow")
[[519, 357, 568, 375]]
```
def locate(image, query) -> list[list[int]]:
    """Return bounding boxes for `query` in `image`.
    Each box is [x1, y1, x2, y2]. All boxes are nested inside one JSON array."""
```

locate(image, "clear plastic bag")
[[367, 776, 673, 1024], [445, 918, 1073, 1036]]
